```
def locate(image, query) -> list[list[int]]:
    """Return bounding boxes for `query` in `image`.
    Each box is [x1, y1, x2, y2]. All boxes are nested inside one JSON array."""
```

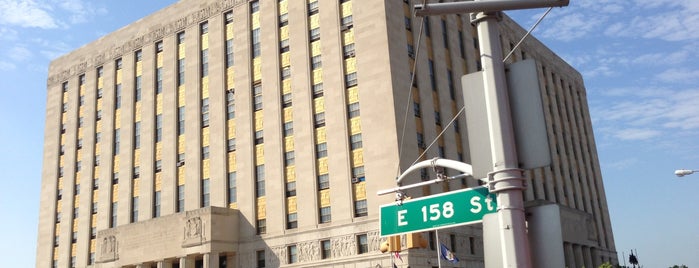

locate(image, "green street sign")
[[380, 186, 497, 236]]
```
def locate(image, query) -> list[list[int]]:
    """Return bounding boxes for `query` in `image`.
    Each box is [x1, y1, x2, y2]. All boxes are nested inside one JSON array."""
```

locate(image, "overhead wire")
[[502, 7, 553, 62]]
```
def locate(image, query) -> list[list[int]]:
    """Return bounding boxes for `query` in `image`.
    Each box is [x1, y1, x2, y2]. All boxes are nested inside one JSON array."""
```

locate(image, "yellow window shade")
[[350, 117, 362, 134], [226, 24, 234, 38], [156, 95, 163, 114], [74, 173, 81, 184], [72, 219, 78, 231], [312, 69, 323, 84], [93, 165, 100, 176], [112, 184, 119, 201], [343, 30, 355, 44], [157, 54, 164, 67], [287, 196, 297, 213], [252, 13, 260, 29], [156, 143, 163, 159], [228, 153, 236, 170], [354, 181, 367, 200], [202, 77, 210, 97], [229, 202, 238, 209], [279, 0, 288, 14], [178, 137, 185, 153], [92, 189, 99, 200], [282, 79, 291, 93], [310, 15, 320, 28], [74, 195, 80, 207], [71, 244, 77, 256], [348, 87, 359, 103], [226, 68, 235, 89], [202, 128, 210, 146], [113, 156, 119, 170], [136, 62, 142, 75], [178, 86, 186, 106], [341, 2, 353, 17], [313, 97, 325, 113], [202, 159, 210, 178], [283, 108, 293, 122], [352, 149, 364, 166], [133, 179, 140, 196], [255, 145, 265, 165], [55, 223, 60, 234], [256, 197, 266, 218], [56, 200, 63, 212], [98, 78, 104, 89], [345, 57, 357, 73], [315, 127, 326, 143], [155, 173, 162, 191], [201, 34, 209, 50], [178, 169, 185, 185], [284, 136, 294, 151], [59, 155, 65, 166], [254, 111, 264, 130], [91, 214, 97, 225], [319, 189, 331, 207], [79, 106, 84, 117], [285, 166, 296, 182], [227, 120, 236, 138], [317, 158, 328, 174], [135, 103, 142, 121], [116, 70, 122, 84], [134, 149, 141, 164], [90, 239, 96, 252], [311, 41, 321, 56], [280, 26, 289, 40], [114, 109, 121, 128], [61, 113, 67, 124], [253, 59, 262, 81]]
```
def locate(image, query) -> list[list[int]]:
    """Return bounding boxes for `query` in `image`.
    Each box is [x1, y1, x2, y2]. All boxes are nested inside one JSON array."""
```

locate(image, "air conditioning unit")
[[177, 161, 185, 167], [351, 177, 360, 183]]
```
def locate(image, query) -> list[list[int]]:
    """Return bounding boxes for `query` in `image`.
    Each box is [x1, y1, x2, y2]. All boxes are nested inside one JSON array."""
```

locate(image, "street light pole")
[[675, 169, 698, 177], [473, 9, 531, 268]]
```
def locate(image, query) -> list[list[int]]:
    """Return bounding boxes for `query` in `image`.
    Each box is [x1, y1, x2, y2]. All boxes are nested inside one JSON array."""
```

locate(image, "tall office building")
[[37, 0, 617, 267]]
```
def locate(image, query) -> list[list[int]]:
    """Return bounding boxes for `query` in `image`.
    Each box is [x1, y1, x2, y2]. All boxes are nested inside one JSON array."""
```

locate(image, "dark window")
[[314, 112, 325, 128], [321, 240, 331, 259], [318, 174, 329, 189], [319, 206, 331, 223], [201, 179, 210, 207], [257, 219, 266, 234], [285, 181, 296, 197], [254, 130, 264, 144], [201, 98, 210, 127], [309, 28, 320, 41], [308, 1, 319, 15], [357, 234, 368, 254], [288, 245, 298, 263], [255, 165, 265, 197], [256, 250, 265, 268], [228, 172, 237, 203], [316, 143, 327, 158], [283, 122, 293, 136], [348, 102, 360, 118], [311, 55, 322, 70], [350, 134, 362, 150], [284, 151, 295, 166], [286, 213, 297, 229], [252, 28, 261, 58], [345, 72, 357, 87], [253, 83, 263, 111], [343, 43, 355, 58], [354, 200, 368, 217], [312, 83, 324, 97], [280, 39, 290, 53], [227, 138, 236, 152]]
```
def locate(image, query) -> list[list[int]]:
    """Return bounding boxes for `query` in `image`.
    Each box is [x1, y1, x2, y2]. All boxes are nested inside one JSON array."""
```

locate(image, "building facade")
[[36, 0, 616, 267]]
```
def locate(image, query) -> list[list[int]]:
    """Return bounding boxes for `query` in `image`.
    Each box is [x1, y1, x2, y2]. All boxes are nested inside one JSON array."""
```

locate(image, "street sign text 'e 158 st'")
[[379, 186, 496, 236]]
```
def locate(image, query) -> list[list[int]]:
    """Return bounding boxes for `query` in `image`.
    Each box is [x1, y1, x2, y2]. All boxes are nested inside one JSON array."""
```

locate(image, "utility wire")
[[503, 7, 553, 62]]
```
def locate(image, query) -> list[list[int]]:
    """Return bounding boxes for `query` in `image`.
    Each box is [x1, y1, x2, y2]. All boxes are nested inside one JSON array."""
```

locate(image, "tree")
[[669, 265, 688, 268], [598, 262, 614, 268]]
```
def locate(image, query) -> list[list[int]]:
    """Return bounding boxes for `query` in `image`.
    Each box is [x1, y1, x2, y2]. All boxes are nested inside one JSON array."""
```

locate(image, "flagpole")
[[436, 230, 442, 268]]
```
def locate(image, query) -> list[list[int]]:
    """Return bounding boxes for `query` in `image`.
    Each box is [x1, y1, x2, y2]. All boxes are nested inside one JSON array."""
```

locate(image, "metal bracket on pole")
[[470, 11, 503, 25], [486, 168, 526, 193], [377, 158, 483, 197]]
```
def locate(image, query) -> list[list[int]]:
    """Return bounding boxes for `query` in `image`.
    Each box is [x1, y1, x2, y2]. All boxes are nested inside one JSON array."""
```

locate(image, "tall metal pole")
[[474, 8, 531, 268]]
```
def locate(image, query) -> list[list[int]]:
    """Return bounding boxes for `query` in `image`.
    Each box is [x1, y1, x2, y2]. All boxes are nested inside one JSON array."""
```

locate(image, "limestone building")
[[36, 0, 617, 267]]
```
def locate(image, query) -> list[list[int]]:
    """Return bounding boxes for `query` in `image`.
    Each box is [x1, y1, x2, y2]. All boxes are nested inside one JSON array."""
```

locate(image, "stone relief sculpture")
[[182, 216, 204, 247], [99, 235, 117, 262], [368, 230, 381, 252]]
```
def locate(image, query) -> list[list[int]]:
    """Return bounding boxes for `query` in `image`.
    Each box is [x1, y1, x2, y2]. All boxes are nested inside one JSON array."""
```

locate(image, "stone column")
[[157, 259, 173, 268], [583, 246, 593, 268], [204, 252, 220, 268], [181, 256, 195, 268], [226, 254, 236, 268], [574, 244, 584, 268], [564, 242, 575, 268]]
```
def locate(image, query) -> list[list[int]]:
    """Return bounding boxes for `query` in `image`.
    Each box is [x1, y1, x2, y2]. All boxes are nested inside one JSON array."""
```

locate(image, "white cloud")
[[538, 12, 605, 42], [0, 0, 58, 29], [656, 69, 699, 84], [612, 128, 662, 141], [0, 61, 15, 71], [8, 46, 32, 61]]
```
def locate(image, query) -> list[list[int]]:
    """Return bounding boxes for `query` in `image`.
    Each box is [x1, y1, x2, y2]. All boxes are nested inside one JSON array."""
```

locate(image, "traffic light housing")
[[406, 232, 428, 249], [379, 235, 402, 253]]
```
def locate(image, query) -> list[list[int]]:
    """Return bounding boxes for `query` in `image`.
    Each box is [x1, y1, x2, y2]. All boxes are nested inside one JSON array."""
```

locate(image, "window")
[[178, 58, 185, 86], [79, 95, 84, 106], [135, 50, 143, 61], [319, 206, 331, 223], [450, 234, 457, 253], [435, 111, 441, 125], [256, 250, 265, 268], [156, 41, 164, 52], [469, 236, 476, 254], [350, 134, 363, 150], [201, 49, 209, 77], [288, 245, 298, 264], [312, 83, 324, 97], [279, 13, 289, 27], [287, 213, 297, 229], [352, 166, 365, 182], [316, 143, 327, 158], [314, 112, 325, 128], [253, 83, 263, 111], [318, 174, 329, 190], [201, 98, 210, 127], [348, 102, 360, 118], [321, 240, 331, 259], [200, 21, 208, 34], [413, 102, 421, 117], [133, 166, 140, 178], [110, 202, 118, 227], [226, 90, 235, 119], [282, 93, 292, 108], [54, 235, 59, 246], [251, 0, 260, 13], [115, 58, 123, 70], [115, 85, 122, 109], [226, 38, 234, 67], [96, 110, 102, 121], [255, 165, 265, 197], [429, 60, 436, 90], [407, 44, 415, 58], [89, 253, 95, 265], [441, 19, 449, 48], [438, 146, 445, 158], [227, 138, 236, 152], [95, 132, 101, 143], [155, 160, 162, 172], [154, 191, 161, 217], [354, 199, 368, 217], [341, 15, 353, 28], [156, 67, 163, 94], [252, 28, 261, 58], [284, 151, 295, 166], [447, 70, 455, 100], [254, 130, 264, 144], [345, 72, 357, 87], [405, 16, 412, 31], [343, 43, 355, 58], [132, 196, 139, 222], [285, 181, 296, 197], [417, 133, 425, 148], [256, 219, 266, 234], [281, 66, 291, 80], [311, 55, 322, 70], [113, 129, 120, 155], [228, 172, 237, 203], [134, 122, 141, 149], [280, 39, 290, 53], [90, 226, 96, 238], [201, 179, 210, 207], [202, 146, 210, 159], [177, 185, 185, 212], [357, 234, 368, 254], [177, 107, 185, 135], [112, 172, 119, 185], [424, 17, 431, 37], [155, 114, 163, 142], [308, 1, 319, 15], [309, 28, 320, 41], [283, 122, 293, 136]]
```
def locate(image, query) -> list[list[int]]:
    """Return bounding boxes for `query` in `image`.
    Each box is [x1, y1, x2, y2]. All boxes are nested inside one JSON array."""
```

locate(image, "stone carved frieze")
[[98, 235, 118, 262], [182, 216, 205, 247]]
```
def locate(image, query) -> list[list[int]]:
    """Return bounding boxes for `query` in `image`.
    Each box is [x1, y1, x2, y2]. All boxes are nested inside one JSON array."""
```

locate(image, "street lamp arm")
[[396, 158, 474, 185], [414, 0, 569, 16], [674, 169, 698, 177]]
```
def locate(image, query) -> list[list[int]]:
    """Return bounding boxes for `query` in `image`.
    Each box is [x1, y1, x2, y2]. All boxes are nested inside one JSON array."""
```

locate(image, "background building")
[[36, 0, 616, 267]]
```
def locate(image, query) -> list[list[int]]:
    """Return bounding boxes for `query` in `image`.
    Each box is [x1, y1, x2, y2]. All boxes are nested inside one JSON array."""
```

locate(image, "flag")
[[394, 252, 403, 263], [440, 243, 459, 263]]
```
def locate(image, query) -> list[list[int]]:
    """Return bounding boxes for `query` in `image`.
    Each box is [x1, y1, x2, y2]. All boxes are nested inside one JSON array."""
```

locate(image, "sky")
[[0, 0, 697, 267]]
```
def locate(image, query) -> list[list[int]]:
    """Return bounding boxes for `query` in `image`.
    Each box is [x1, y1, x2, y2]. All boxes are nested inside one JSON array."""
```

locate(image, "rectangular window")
[[177, 106, 185, 135], [450, 234, 457, 253], [288, 245, 298, 264], [312, 83, 323, 97], [321, 240, 331, 259], [254, 130, 264, 144], [350, 134, 363, 150], [251, 0, 260, 13], [413, 102, 421, 117], [155, 114, 163, 142], [283, 122, 293, 136], [113, 129, 120, 155], [154, 191, 161, 217], [280, 39, 290, 53], [200, 21, 208, 34], [256, 219, 266, 234], [286, 213, 297, 229], [311, 55, 322, 70], [284, 151, 295, 166], [110, 202, 118, 227], [131, 196, 139, 222], [309, 28, 320, 41], [343, 43, 355, 58], [316, 142, 327, 158], [226, 38, 234, 67], [285, 181, 296, 197], [345, 72, 358, 87], [155, 160, 162, 173], [357, 234, 368, 254], [281, 66, 291, 80], [279, 13, 289, 27], [319, 206, 331, 223], [469, 236, 476, 254], [201, 49, 209, 77], [177, 185, 185, 212], [255, 165, 265, 197], [405, 16, 412, 31], [228, 172, 237, 203], [354, 199, 368, 217], [435, 111, 441, 125], [256, 250, 265, 268], [348, 102, 360, 118], [226, 90, 235, 119], [318, 174, 329, 190], [417, 133, 425, 148], [308, 1, 319, 15], [202, 146, 210, 159], [281, 93, 292, 108], [227, 138, 236, 152], [253, 83, 263, 111], [178, 58, 185, 86], [115, 85, 122, 109], [201, 179, 210, 207], [314, 112, 325, 128], [201, 98, 210, 127], [134, 122, 141, 149], [352, 166, 366, 181], [341, 15, 353, 28], [429, 60, 436, 90], [156, 67, 163, 94], [447, 70, 455, 100], [252, 28, 261, 58], [133, 166, 140, 178], [441, 19, 449, 48]]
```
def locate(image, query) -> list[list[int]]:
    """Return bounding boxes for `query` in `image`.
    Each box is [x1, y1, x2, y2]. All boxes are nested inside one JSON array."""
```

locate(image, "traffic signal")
[[379, 235, 402, 253], [406, 232, 428, 249]]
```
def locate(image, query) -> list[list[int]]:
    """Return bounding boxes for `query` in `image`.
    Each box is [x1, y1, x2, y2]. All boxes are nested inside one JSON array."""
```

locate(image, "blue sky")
[[0, 0, 697, 267]]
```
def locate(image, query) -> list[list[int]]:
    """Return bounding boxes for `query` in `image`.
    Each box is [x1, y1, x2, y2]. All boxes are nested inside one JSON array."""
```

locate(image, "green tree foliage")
[[669, 265, 688, 268], [598, 262, 614, 268]]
